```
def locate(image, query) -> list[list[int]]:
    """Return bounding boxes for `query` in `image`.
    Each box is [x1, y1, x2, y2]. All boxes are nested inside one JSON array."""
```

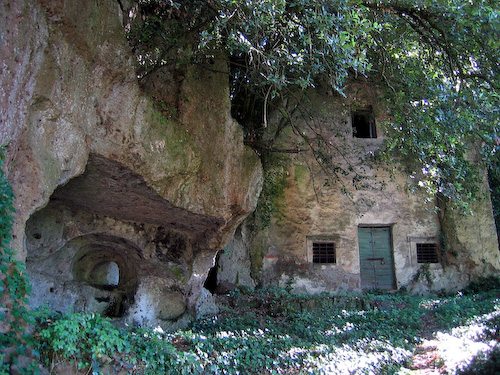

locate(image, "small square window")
[[416, 243, 439, 263], [312, 242, 336, 264], [352, 106, 377, 138]]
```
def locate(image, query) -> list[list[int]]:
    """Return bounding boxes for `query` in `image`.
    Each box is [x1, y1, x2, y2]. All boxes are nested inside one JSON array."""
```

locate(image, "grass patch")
[[31, 287, 500, 374]]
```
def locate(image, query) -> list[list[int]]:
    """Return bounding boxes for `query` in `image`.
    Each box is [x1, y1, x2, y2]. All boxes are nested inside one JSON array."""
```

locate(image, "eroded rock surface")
[[1, 0, 262, 327]]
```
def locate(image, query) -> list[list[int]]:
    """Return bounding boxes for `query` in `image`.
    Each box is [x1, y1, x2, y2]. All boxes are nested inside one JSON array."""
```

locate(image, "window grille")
[[312, 242, 336, 264], [416, 243, 439, 263]]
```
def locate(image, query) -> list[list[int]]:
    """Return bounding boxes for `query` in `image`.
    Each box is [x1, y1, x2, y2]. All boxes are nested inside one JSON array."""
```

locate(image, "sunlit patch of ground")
[[399, 301, 500, 374]]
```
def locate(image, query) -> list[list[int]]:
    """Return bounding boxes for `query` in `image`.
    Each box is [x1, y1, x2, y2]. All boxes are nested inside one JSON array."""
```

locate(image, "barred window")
[[416, 243, 439, 263], [312, 242, 336, 264]]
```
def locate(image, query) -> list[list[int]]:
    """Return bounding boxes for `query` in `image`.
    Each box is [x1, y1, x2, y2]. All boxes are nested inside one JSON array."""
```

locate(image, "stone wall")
[[221, 85, 500, 295], [0, 0, 262, 327]]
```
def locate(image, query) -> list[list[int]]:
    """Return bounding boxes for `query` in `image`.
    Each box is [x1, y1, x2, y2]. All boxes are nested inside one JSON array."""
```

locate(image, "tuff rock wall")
[[0, 0, 262, 328]]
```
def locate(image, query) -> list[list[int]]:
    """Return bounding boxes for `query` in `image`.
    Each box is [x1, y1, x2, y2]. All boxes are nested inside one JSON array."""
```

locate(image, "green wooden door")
[[358, 226, 395, 290]]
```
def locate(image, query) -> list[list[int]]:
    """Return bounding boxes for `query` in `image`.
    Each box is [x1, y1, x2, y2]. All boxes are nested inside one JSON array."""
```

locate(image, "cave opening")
[[204, 250, 223, 294], [25, 154, 224, 321], [204, 265, 218, 294]]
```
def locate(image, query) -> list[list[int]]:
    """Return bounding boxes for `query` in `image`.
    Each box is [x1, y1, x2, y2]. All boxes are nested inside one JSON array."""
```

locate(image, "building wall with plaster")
[[221, 85, 500, 295]]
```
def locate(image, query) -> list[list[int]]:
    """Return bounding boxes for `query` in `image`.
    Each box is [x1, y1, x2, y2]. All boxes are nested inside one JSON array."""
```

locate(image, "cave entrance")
[[204, 250, 223, 294], [204, 265, 218, 294], [25, 154, 223, 320]]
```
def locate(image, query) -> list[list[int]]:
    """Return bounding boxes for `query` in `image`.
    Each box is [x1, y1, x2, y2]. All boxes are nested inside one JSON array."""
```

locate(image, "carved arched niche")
[[69, 238, 141, 318], [72, 243, 139, 291], [26, 230, 142, 318]]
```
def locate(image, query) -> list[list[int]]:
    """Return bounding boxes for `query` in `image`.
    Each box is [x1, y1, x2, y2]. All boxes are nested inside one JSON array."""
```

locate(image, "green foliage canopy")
[[367, 1, 500, 210], [128, 0, 500, 210]]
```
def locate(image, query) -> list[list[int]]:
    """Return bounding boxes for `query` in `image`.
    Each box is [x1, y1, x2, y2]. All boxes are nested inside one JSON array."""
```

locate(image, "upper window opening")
[[352, 106, 377, 138], [312, 242, 336, 264], [416, 243, 439, 263]]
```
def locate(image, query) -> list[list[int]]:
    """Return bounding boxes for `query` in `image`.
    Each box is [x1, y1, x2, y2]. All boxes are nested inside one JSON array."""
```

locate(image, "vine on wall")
[[0, 149, 38, 374]]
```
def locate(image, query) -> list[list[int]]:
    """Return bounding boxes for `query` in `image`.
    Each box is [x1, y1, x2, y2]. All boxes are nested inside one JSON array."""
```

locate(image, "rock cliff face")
[[0, 0, 262, 327]]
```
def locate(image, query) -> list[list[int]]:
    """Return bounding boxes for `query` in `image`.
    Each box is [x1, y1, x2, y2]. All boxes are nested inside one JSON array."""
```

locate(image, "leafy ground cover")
[[32, 281, 500, 375]]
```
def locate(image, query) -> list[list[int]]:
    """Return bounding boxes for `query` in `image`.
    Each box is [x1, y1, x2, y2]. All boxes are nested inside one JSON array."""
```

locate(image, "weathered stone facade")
[[220, 85, 500, 295], [1, 0, 262, 328]]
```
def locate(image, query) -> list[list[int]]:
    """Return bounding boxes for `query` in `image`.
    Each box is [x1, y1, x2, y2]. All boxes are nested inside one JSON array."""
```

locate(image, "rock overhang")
[[1, 0, 263, 327], [51, 154, 224, 245]]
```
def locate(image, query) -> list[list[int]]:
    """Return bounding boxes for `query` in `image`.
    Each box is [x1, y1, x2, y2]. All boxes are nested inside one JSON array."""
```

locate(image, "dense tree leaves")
[[128, 0, 500, 210], [366, 0, 500, 211]]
